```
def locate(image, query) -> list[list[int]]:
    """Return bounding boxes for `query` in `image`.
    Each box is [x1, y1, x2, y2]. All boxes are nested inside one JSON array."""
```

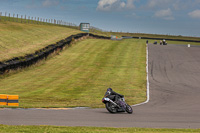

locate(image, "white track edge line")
[[132, 43, 149, 107]]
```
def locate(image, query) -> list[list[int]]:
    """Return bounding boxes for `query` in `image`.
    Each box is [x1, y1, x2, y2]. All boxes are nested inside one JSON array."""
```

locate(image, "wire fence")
[[0, 11, 107, 32], [0, 11, 79, 29]]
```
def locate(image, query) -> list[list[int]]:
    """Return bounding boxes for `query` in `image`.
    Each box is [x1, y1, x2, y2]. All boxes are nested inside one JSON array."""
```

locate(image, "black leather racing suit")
[[104, 90, 124, 102]]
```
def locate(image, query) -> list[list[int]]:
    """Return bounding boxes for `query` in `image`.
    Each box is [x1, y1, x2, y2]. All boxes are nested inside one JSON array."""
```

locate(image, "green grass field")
[[0, 20, 81, 62], [0, 39, 146, 108], [0, 125, 199, 133]]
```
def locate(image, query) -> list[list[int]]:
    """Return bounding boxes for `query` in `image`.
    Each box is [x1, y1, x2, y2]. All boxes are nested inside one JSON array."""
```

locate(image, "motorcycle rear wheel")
[[105, 102, 117, 113], [126, 104, 133, 114]]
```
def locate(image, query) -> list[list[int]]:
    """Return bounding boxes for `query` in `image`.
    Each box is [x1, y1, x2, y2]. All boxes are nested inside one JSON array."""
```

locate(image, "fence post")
[[0, 12, 1, 21], [31, 17, 33, 24], [21, 15, 23, 23], [25, 15, 26, 23], [13, 14, 15, 22], [16, 14, 18, 22], [5, 12, 7, 21], [8, 13, 10, 21], [37, 17, 39, 24], [28, 16, 30, 23]]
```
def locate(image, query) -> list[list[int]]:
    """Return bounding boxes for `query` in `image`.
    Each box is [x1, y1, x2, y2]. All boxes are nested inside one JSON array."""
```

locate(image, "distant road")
[[1, 44, 200, 128]]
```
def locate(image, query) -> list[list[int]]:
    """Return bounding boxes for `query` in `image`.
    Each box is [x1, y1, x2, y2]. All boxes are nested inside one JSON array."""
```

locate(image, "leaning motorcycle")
[[102, 97, 133, 114]]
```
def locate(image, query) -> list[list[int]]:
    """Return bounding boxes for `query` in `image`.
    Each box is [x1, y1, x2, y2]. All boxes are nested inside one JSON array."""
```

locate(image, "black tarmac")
[[1, 44, 200, 128]]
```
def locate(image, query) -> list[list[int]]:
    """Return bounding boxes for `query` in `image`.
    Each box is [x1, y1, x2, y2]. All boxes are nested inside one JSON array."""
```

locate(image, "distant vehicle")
[[162, 41, 167, 45], [153, 41, 157, 44], [111, 35, 122, 40], [162, 39, 167, 45]]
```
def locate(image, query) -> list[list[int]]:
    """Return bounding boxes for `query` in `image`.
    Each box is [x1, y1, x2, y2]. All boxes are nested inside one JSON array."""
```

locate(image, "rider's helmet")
[[107, 88, 112, 92]]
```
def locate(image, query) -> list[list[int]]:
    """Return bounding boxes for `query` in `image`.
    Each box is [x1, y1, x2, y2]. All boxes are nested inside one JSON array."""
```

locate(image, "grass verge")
[[0, 125, 200, 133], [0, 39, 146, 108]]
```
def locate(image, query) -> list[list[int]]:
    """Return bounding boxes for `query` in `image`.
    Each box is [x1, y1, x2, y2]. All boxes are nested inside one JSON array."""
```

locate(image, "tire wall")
[[0, 33, 110, 74]]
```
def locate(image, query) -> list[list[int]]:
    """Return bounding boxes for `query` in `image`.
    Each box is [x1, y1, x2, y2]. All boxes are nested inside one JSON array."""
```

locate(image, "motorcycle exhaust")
[[109, 99, 120, 108]]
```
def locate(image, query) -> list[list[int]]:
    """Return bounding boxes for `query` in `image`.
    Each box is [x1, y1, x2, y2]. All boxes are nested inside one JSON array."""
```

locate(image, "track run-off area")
[[1, 43, 200, 129]]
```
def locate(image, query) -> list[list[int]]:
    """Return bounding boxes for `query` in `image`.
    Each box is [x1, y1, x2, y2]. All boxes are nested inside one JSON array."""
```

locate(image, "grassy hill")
[[0, 39, 146, 108], [0, 20, 82, 62]]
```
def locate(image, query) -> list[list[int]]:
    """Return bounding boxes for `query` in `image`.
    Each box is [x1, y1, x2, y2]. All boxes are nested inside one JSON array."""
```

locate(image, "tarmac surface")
[[1, 44, 200, 128]]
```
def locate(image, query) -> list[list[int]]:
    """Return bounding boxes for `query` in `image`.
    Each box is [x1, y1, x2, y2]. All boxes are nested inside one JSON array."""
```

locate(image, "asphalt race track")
[[1, 44, 200, 128]]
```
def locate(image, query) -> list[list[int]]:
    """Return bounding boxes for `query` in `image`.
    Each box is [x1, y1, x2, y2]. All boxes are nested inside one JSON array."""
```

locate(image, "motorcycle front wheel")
[[126, 104, 133, 114], [105, 102, 117, 113]]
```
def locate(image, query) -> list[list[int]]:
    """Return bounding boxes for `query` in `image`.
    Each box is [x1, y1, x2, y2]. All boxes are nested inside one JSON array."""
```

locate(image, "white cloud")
[[120, 2, 126, 8], [96, 0, 118, 11], [126, 0, 135, 9], [96, 0, 136, 11], [188, 9, 200, 19], [154, 8, 174, 20], [42, 0, 59, 7]]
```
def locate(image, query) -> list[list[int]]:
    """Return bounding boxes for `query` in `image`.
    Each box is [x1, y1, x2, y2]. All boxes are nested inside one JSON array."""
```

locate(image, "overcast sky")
[[0, 0, 200, 37]]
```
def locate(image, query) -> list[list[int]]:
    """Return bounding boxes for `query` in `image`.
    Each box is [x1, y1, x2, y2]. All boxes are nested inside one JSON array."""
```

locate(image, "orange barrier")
[[7, 95, 19, 106], [0, 94, 7, 105], [0, 94, 19, 106]]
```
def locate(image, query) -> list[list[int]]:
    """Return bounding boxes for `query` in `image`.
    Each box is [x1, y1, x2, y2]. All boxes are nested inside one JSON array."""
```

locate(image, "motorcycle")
[[102, 96, 133, 114]]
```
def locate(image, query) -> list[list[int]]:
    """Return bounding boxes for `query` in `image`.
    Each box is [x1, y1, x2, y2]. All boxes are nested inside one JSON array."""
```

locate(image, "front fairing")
[[102, 97, 110, 104]]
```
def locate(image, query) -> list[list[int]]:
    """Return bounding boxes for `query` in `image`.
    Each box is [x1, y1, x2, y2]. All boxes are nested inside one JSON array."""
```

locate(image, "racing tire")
[[105, 102, 117, 113], [125, 104, 133, 114]]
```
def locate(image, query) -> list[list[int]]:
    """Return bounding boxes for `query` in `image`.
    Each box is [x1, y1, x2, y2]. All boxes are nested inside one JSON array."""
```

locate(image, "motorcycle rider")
[[104, 88, 124, 103]]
